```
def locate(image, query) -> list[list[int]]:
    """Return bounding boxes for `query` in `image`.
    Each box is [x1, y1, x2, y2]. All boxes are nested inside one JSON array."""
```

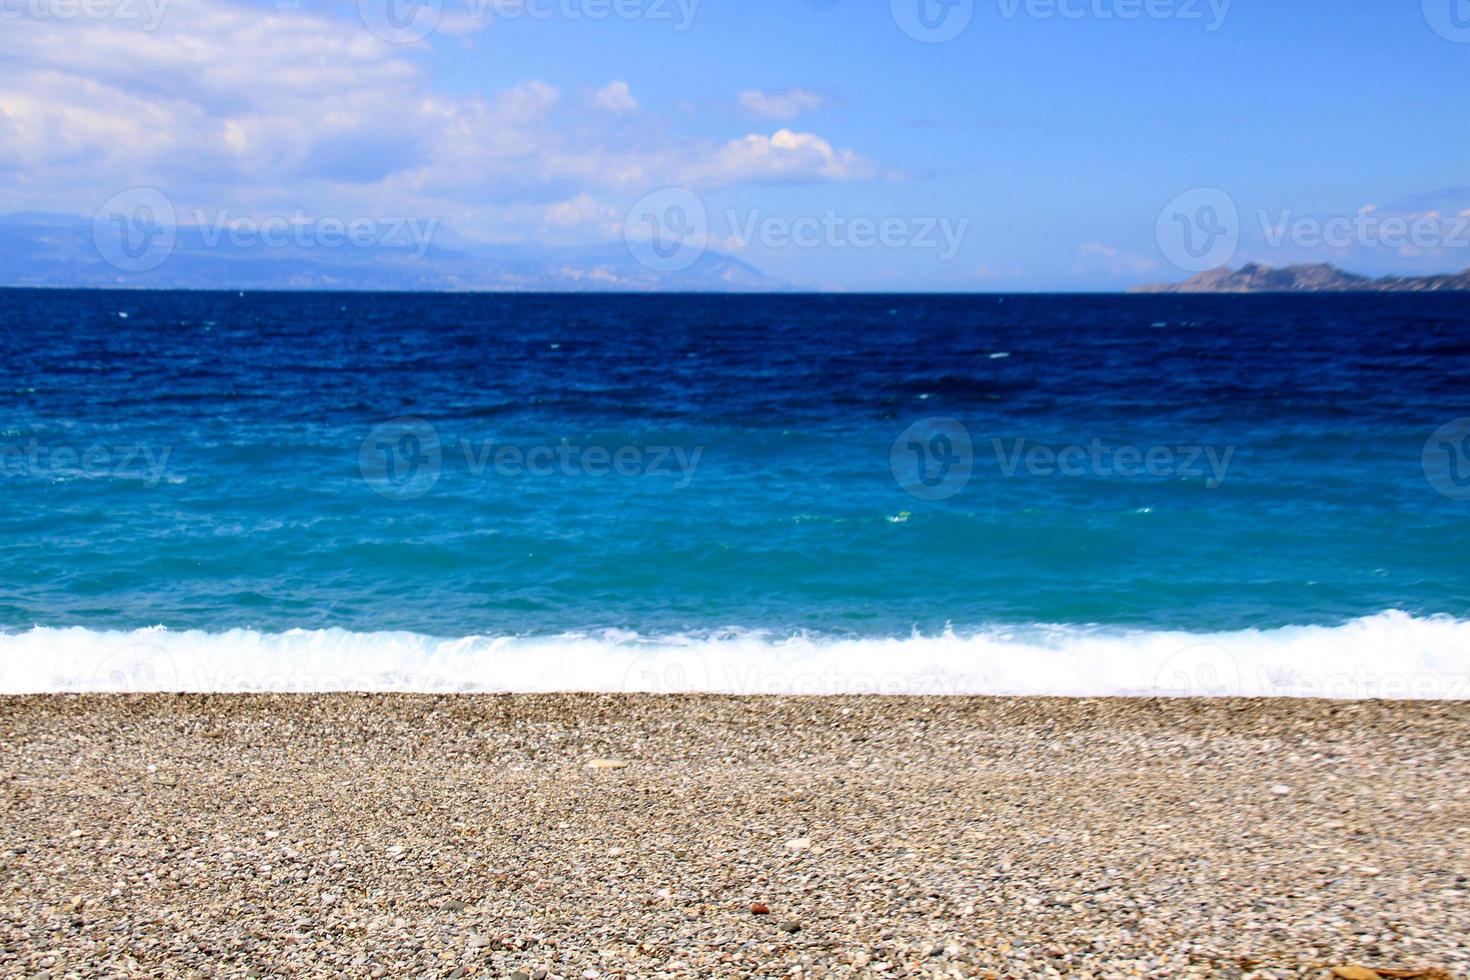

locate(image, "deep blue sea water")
[[3, 289, 1469, 695]]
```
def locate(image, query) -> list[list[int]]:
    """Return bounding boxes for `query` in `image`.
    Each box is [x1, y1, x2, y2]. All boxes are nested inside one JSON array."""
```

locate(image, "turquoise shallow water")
[[2, 289, 1469, 695]]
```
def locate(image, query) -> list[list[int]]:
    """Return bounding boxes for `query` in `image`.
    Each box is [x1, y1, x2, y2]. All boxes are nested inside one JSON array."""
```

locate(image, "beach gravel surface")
[[0, 694, 1466, 978]]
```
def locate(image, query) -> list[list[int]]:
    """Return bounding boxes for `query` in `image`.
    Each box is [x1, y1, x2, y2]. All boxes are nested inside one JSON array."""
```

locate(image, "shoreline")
[[7, 612, 1470, 700], [2, 694, 1466, 978]]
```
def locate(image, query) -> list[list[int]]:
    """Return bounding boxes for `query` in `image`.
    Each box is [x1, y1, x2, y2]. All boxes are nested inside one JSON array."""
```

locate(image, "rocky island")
[[1131, 262, 1470, 293]]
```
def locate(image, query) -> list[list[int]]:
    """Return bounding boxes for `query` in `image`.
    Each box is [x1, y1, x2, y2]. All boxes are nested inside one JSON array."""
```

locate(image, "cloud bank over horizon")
[[1, 0, 1466, 290], [0, 1, 872, 223]]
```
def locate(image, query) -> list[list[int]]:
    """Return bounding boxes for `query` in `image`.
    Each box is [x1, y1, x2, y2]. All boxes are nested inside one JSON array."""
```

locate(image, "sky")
[[1, 0, 1467, 290]]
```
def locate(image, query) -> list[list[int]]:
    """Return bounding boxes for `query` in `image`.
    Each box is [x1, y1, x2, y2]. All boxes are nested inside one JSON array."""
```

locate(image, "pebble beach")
[[1, 694, 1466, 979]]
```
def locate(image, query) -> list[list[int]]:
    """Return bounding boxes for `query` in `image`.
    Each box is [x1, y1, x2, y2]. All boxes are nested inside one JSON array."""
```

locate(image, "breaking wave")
[[3, 611, 1468, 699]]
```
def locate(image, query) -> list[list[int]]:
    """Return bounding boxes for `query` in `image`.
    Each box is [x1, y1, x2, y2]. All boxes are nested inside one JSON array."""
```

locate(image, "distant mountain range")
[[1131, 262, 1470, 294], [0, 212, 785, 292], [10, 212, 1470, 296]]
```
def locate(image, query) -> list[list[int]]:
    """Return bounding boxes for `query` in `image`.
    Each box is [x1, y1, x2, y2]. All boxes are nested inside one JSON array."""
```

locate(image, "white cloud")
[[738, 88, 823, 122], [477, 193, 624, 244], [544, 193, 619, 229], [592, 81, 638, 115], [0, 0, 880, 239], [0, 0, 438, 198], [1078, 242, 1157, 276], [494, 81, 563, 122], [687, 129, 876, 185]]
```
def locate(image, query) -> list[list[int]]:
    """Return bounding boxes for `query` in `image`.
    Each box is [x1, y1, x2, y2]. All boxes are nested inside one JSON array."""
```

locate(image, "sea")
[[3, 289, 1469, 697]]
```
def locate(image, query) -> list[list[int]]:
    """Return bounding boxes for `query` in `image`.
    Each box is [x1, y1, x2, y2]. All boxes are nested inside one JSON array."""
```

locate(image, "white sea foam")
[[2, 611, 1467, 698]]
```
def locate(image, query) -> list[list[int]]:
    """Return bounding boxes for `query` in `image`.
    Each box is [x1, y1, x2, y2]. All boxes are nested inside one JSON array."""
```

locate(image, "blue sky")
[[2, 0, 1467, 289]]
